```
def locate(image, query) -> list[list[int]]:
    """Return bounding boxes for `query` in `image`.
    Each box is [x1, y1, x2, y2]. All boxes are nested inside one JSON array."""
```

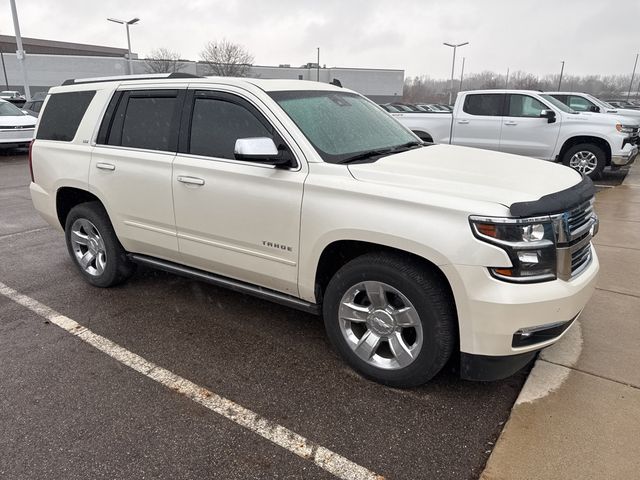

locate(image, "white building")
[[0, 35, 404, 103]]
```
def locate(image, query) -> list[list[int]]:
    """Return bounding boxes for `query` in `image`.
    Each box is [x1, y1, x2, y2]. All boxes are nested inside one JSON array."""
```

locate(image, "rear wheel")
[[322, 253, 456, 387], [65, 202, 135, 287], [562, 143, 606, 179]]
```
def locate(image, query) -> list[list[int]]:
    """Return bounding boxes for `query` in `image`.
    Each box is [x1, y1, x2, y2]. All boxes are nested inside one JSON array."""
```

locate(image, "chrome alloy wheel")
[[338, 281, 423, 370], [569, 150, 598, 175], [70, 218, 107, 276]]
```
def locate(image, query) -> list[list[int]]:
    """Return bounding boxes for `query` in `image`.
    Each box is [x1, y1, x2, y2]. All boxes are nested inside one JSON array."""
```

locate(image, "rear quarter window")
[[462, 94, 505, 116], [36, 91, 96, 141]]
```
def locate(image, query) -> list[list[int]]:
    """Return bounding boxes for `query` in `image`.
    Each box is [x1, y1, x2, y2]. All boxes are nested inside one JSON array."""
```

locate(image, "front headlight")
[[470, 216, 556, 283], [616, 123, 637, 134]]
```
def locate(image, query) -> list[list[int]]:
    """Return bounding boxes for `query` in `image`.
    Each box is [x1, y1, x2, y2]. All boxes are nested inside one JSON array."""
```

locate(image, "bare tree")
[[200, 39, 254, 77], [144, 48, 187, 74]]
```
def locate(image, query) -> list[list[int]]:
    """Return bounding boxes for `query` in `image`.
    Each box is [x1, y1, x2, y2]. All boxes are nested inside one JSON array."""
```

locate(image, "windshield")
[[0, 100, 25, 117], [586, 94, 615, 110], [269, 90, 418, 163], [540, 94, 576, 113]]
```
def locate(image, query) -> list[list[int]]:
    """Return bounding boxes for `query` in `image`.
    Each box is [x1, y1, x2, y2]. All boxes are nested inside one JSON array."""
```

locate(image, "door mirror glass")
[[540, 109, 556, 123], [234, 137, 280, 162]]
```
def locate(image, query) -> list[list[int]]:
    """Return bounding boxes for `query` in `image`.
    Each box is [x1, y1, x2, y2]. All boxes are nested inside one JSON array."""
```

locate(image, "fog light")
[[517, 251, 539, 264]]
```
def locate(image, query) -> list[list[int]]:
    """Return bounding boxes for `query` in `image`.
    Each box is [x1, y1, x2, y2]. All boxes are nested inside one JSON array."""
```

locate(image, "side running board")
[[128, 254, 321, 315]]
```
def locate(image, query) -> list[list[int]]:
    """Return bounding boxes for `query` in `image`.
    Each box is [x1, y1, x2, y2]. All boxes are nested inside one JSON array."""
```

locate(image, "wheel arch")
[[56, 186, 105, 229], [313, 239, 455, 311], [558, 136, 612, 165]]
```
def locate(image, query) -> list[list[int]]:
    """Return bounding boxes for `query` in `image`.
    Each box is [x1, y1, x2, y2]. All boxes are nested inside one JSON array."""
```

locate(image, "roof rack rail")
[[61, 72, 202, 86]]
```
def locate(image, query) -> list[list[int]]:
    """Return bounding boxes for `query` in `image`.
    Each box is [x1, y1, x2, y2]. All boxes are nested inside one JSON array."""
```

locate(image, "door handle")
[[457, 119, 470, 124], [96, 162, 115, 171], [177, 175, 205, 186], [504, 121, 518, 126]]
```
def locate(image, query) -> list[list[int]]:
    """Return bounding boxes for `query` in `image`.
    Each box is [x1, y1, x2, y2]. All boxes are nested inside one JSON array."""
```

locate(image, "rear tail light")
[[28, 140, 35, 182]]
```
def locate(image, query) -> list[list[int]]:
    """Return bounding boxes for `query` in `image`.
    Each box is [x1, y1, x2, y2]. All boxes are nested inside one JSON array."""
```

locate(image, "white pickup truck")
[[391, 89, 639, 178]]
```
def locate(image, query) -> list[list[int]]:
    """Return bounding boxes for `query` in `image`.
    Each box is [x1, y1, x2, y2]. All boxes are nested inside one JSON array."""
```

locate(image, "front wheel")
[[322, 253, 456, 388], [562, 143, 606, 179]]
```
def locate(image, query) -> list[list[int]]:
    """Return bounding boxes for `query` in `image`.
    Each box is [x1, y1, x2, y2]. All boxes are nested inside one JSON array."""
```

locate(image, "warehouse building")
[[0, 35, 403, 102]]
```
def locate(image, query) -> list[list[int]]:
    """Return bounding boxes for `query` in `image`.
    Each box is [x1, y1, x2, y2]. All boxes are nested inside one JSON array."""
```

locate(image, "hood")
[[573, 111, 640, 127], [0, 114, 37, 128], [348, 144, 582, 209], [603, 107, 640, 120]]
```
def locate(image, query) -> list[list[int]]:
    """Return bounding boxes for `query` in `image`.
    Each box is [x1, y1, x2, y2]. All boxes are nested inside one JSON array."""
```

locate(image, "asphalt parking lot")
[[0, 149, 625, 480]]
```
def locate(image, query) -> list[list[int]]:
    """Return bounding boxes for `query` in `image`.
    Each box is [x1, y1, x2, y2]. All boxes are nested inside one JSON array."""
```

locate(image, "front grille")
[[552, 198, 597, 281]]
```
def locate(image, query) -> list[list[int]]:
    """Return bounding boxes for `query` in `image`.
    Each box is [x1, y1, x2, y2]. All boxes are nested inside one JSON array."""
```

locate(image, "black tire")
[[322, 253, 456, 388], [64, 201, 136, 287], [562, 143, 606, 180]]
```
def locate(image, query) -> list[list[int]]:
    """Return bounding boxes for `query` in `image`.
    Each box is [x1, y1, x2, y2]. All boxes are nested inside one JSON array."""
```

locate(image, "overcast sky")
[[2, 0, 639, 78]]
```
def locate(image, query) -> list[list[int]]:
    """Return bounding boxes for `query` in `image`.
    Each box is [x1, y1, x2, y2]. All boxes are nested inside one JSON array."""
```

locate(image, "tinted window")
[[189, 97, 271, 159], [36, 91, 95, 141], [507, 94, 548, 117], [463, 94, 505, 116], [121, 95, 178, 151]]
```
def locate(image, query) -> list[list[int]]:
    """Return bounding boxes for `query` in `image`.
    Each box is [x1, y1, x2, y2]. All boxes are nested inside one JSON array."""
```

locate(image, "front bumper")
[[611, 144, 638, 167], [441, 247, 599, 379]]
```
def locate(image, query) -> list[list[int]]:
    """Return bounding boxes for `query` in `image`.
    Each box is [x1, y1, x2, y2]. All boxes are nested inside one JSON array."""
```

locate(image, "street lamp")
[[558, 60, 565, 91], [107, 17, 140, 75], [444, 42, 468, 105], [628, 53, 639, 101]]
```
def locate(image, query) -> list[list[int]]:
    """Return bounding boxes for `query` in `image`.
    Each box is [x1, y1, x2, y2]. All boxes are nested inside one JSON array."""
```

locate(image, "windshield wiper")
[[338, 141, 425, 164], [338, 148, 394, 164]]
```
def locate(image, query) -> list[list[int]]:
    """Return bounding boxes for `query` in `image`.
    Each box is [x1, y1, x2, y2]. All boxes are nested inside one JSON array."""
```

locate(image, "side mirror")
[[540, 109, 556, 123], [22, 110, 30, 115], [589, 105, 600, 113], [234, 137, 290, 166]]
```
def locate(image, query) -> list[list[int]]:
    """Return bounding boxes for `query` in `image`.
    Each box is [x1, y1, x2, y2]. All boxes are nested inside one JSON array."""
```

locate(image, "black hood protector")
[[509, 175, 595, 217]]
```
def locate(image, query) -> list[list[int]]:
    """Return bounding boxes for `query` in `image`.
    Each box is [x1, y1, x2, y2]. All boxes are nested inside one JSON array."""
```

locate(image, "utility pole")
[[459, 56, 465, 91], [444, 42, 469, 105], [557, 61, 565, 91], [505, 68, 510, 88], [0, 48, 9, 90], [627, 53, 639, 101], [317, 47, 320, 82], [9, 0, 31, 100]]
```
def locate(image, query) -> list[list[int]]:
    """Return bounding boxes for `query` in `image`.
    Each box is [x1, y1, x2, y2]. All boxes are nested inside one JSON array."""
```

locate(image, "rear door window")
[[101, 90, 181, 152], [462, 94, 505, 116], [36, 91, 96, 141]]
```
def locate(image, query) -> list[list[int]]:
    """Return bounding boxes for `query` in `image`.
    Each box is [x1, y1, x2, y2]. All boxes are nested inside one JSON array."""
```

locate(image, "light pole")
[[107, 17, 140, 75], [0, 48, 8, 90], [459, 56, 465, 91], [317, 47, 320, 82], [444, 42, 468, 105], [9, 0, 31, 100], [558, 60, 565, 91], [505, 68, 510, 88], [627, 53, 639, 101]]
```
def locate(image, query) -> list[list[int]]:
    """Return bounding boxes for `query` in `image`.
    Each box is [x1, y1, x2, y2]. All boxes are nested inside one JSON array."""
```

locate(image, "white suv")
[[30, 74, 600, 387]]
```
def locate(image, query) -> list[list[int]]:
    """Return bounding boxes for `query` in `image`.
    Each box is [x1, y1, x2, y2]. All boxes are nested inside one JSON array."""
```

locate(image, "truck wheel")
[[322, 253, 456, 387], [64, 201, 136, 288], [562, 143, 605, 179]]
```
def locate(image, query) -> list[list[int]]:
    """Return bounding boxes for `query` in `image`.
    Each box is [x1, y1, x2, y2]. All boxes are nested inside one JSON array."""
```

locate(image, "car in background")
[[547, 92, 640, 124], [606, 100, 640, 110], [0, 90, 26, 107], [417, 103, 452, 113], [21, 99, 44, 117], [0, 98, 37, 149]]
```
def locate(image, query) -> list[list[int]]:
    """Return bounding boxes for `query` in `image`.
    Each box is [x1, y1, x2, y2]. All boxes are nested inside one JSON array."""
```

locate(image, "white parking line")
[[0, 281, 384, 480]]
